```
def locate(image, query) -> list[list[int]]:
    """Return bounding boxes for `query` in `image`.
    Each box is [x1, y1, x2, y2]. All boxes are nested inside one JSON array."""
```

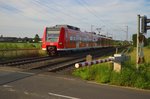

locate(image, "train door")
[[65, 30, 67, 48], [65, 29, 70, 49], [76, 41, 79, 48]]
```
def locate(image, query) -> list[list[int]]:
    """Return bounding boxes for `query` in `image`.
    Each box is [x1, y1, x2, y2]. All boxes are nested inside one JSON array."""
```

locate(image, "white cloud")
[[0, 0, 149, 40]]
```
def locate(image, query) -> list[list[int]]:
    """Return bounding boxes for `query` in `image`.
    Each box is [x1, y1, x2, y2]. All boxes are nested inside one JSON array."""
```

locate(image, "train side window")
[[70, 36, 73, 41], [80, 37, 82, 41], [76, 35, 80, 41], [74, 37, 76, 41]]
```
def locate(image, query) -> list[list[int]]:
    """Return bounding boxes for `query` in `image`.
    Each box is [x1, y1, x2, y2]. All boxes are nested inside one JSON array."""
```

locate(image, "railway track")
[[52, 47, 116, 74], [0, 56, 53, 66], [0, 47, 117, 75], [33, 47, 116, 74]]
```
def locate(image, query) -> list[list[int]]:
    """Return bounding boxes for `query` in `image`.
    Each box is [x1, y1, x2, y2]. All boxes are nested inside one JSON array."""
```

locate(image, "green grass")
[[73, 62, 150, 89], [73, 63, 113, 82], [73, 47, 150, 89], [129, 47, 150, 63], [0, 49, 47, 60], [0, 42, 41, 49], [0, 42, 47, 60]]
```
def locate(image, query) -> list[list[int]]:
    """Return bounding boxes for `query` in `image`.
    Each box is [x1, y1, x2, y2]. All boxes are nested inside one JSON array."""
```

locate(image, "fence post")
[[86, 55, 92, 62]]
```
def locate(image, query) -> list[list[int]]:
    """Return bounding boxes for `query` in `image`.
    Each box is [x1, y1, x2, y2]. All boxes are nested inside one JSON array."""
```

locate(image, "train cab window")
[[46, 30, 60, 42], [73, 37, 76, 41], [70, 36, 73, 41], [79, 37, 82, 41]]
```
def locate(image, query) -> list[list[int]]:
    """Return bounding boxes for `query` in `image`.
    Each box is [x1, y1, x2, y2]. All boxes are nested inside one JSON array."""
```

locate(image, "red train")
[[42, 25, 113, 55]]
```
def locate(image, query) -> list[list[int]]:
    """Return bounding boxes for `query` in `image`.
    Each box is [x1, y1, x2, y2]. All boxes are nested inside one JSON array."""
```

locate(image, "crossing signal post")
[[136, 15, 140, 70], [136, 15, 150, 70]]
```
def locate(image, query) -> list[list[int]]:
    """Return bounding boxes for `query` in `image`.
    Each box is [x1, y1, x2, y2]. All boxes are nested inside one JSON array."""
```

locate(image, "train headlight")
[[59, 42, 62, 45]]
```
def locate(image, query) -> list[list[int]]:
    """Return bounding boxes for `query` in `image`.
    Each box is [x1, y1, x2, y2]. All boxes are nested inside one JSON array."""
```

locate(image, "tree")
[[132, 34, 137, 47], [23, 37, 29, 42], [147, 37, 150, 45], [0, 35, 3, 38], [132, 34, 147, 47], [34, 34, 40, 43]]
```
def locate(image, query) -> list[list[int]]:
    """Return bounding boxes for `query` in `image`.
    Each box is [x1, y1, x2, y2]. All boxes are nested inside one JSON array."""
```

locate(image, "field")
[[0, 42, 41, 49], [73, 47, 150, 89], [130, 47, 150, 63], [0, 42, 47, 60]]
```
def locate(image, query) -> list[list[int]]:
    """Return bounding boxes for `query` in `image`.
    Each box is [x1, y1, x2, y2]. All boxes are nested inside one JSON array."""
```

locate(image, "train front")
[[42, 26, 65, 55]]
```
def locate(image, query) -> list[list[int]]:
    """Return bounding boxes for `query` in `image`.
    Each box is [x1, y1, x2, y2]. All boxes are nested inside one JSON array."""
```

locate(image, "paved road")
[[0, 68, 150, 99]]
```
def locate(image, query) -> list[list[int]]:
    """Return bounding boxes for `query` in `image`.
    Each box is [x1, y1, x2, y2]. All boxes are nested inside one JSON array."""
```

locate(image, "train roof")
[[89, 32, 112, 39], [47, 25, 80, 31], [46, 25, 112, 39]]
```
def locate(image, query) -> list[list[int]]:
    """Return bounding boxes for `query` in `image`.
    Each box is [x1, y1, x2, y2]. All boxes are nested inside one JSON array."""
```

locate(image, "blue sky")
[[0, 0, 149, 40]]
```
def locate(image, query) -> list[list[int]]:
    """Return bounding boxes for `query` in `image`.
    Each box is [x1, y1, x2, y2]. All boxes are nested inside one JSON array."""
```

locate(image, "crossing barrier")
[[75, 54, 130, 72], [75, 57, 114, 68]]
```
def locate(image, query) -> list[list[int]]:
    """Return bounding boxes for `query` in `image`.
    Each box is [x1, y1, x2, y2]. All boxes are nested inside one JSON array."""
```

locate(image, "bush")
[[73, 67, 90, 80], [73, 47, 150, 89], [95, 64, 112, 83], [146, 45, 150, 49], [0, 42, 41, 49], [128, 46, 134, 53], [110, 71, 120, 85], [73, 62, 150, 89], [133, 63, 150, 89], [110, 63, 150, 89], [73, 63, 112, 82]]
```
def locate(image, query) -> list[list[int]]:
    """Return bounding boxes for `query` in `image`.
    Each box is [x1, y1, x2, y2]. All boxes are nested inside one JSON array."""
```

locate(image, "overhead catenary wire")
[[20, 0, 125, 33], [33, 0, 93, 26], [76, 0, 127, 36], [76, 0, 111, 27], [0, 0, 129, 40]]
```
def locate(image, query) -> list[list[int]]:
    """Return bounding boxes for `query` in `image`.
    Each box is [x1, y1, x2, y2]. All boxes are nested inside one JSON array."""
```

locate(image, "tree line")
[[132, 34, 150, 46], [0, 34, 41, 43]]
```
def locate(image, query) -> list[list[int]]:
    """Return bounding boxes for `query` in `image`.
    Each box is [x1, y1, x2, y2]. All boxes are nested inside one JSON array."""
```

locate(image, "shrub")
[[95, 64, 112, 83], [73, 62, 150, 89], [73, 63, 112, 82], [110, 71, 121, 85], [133, 63, 150, 89], [73, 46, 150, 89], [119, 68, 135, 86], [73, 67, 89, 80]]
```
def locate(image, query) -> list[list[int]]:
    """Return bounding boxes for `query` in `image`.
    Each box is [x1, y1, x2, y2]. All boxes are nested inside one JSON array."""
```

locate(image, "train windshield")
[[46, 29, 60, 42]]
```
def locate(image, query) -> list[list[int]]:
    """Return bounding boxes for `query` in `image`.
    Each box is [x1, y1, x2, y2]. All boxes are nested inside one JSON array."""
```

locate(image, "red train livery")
[[42, 25, 113, 55]]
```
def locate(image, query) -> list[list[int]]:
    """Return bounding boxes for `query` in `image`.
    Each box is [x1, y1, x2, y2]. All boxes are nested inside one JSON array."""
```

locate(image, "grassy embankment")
[[0, 42, 41, 49], [0, 42, 47, 60], [73, 47, 150, 89]]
